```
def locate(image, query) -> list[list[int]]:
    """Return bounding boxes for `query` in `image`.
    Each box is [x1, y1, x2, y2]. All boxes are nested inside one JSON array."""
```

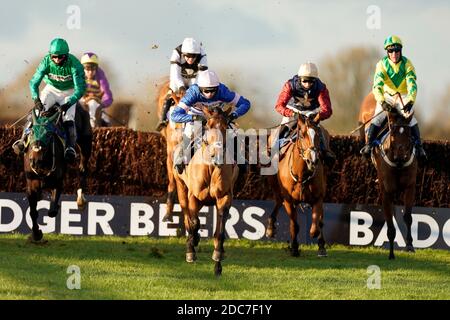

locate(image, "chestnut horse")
[[359, 93, 417, 259], [156, 80, 184, 222], [25, 105, 90, 242], [266, 106, 327, 257], [174, 106, 238, 276]]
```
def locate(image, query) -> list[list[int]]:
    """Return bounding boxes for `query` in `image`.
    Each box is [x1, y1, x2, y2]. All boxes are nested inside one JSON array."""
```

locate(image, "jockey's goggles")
[[200, 87, 218, 94], [51, 54, 67, 60], [300, 77, 316, 84], [387, 45, 402, 53], [183, 53, 198, 59]]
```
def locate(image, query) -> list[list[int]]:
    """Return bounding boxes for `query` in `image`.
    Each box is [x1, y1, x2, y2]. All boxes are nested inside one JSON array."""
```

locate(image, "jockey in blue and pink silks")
[[170, 70, 251, 174], [79, 52, 113, 127]]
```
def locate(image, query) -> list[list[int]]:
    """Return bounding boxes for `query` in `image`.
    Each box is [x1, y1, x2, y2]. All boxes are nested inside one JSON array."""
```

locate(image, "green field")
[[0, 233, 449, 300]]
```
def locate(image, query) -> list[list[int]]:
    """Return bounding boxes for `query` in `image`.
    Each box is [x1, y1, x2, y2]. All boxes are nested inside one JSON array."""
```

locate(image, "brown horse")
[[25, 105, 90, 242], [266, 106, 327, 257], [156, 80, 184, 222], [360, 93, 417, 259], [174, 106, 238, 276]]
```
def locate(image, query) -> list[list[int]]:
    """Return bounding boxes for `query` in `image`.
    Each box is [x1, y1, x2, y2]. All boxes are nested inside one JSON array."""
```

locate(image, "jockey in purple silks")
[[79, 52, 113, 127]]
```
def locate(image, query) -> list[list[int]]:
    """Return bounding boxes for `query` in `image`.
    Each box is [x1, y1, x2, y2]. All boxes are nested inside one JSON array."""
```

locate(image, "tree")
[[319, 46, 380, 134]]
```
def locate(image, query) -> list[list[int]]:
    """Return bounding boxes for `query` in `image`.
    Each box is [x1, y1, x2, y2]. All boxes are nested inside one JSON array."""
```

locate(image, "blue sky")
[[1, 0, 449, 125]]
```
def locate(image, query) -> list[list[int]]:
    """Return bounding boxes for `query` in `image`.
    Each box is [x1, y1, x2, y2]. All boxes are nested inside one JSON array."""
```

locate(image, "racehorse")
[[359, 93, 417, 259], [266, 106, 328, 257], [25, 104, 91, 242], [174, 106, 238, 276], [156, 80, 184, 222]]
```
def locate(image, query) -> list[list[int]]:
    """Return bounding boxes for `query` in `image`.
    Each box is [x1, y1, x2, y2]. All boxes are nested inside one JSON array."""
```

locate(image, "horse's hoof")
[[212, 250, 224, 262], [214, 262, 222, 277], [162, 214, 172, 222], [389, 254, 395, 260], [186, 252, 197, 263], [318, 248, 328, 257], [265, 227, 275, 238], [290, 247, 300, 257], [406, 245, 415, 253]]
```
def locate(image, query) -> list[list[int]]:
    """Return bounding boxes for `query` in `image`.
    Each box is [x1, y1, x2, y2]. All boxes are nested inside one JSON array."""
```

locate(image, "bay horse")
[[156, 80, 184, 222], [25, 105, 90, 242], [174, 106, 238, 276], [359, 93, 417, 259], [266, 106, 327, 257]]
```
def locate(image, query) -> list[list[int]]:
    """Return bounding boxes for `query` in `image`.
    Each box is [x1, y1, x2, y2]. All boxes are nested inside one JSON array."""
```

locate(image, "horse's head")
[[202, 105, 231, 167], [386, 110, 414, 166], [295, 108, 321, 172], [28, 107, 61, 175]]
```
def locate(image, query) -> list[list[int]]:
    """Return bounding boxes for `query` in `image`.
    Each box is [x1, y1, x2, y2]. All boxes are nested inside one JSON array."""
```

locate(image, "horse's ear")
[[202, 105, 212, 118], [223, 105, 232, 116]]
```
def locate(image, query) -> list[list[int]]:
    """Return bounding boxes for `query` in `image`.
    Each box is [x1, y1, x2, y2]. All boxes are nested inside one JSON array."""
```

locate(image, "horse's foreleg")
[[283, 199, 299, 257], [314, 201, 327, 257], [48, 187, 62, 218], [185, 195, 201, 263], [382, 192, 396, 260], [403, 187, 416, 253], [310, 200, 322, 239], [162, 155, 177, 223], [266, 175, 282, 238], [213, 195, 231, 276], [77, 136, 91, 210], [28, 191, 43, 242]]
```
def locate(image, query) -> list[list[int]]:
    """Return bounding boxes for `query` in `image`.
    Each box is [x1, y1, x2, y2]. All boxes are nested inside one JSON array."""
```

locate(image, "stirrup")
[[12, 140, 25, 155], [360, 144, 373, 156]]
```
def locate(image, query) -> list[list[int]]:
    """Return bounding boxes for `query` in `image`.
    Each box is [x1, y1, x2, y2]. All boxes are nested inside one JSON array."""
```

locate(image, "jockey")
[[360, 35, 426, 161], [274, 62, 335, 165], [156, 37, 208, 131], [170, 70, 251, 174], [79, 52, 114, 127], [12, 38, 86, 163]]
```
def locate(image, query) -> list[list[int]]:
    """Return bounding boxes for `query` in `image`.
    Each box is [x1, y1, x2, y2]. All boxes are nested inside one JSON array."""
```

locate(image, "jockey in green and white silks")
[[361, 35, 426, 161], [13, 38, 86, 163]]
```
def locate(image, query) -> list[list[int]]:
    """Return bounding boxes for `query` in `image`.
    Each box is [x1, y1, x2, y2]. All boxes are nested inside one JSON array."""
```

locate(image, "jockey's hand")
[[227, 112, 238, 125], [59, 102, 71, 113], [192, 114, 207, 124], [404, 101, 414, 113], [34, 98, 44, 111], [178, 86, 187, 96], [381, 101, 393, 112]]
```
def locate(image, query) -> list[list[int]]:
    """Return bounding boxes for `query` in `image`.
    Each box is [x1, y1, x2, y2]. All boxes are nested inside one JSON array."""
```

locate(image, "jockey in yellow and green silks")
[[361, 35, 426, 161]]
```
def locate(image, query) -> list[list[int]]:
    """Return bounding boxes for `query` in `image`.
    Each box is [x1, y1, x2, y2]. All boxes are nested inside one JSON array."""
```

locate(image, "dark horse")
[[266, 106, 328, 257], [173, 106, 239, 276], [360, 95, 417, 259], [25, 104, 92, 242]]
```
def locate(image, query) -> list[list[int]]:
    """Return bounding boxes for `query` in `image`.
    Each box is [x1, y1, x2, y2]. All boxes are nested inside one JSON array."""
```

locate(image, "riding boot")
[[12, 118, 32, 155], [411, 124, 427, 161], [156, 97, 174, 131], [360, 123, 380, 158], [63, 121, 77, 164], [319, 128, 336, 166]]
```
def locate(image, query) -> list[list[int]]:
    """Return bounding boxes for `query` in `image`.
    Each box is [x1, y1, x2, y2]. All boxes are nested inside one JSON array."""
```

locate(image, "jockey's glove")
[[381, 101, 393, 112], [227, 112, 238, 124], [192, 114, 207, 124], [34, 98, 44, 111], [404, 101, 414, 113], [59, 102, 72, 113]]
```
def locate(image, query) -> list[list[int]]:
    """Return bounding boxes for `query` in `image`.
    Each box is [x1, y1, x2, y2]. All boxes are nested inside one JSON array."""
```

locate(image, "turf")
[[0, 233, 448, 300]]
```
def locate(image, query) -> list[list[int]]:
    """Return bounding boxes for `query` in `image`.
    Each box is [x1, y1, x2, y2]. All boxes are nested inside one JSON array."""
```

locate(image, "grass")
[[0, 233, 449, 300]]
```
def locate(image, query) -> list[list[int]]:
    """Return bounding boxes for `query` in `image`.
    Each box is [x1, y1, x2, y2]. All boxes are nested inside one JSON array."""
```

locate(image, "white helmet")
[[181, 37, 201, 54], [197, 70, 220, 88], [298, 62, 319, 78]]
